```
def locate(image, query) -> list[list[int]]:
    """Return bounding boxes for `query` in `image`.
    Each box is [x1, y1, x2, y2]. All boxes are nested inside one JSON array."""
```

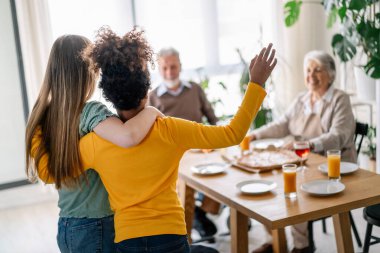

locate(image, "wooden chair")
[[308, 121, 368, 250]]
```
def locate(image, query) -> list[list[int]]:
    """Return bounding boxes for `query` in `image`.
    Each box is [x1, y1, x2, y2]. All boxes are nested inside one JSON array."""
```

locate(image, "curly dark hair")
[[83, 26, 154, 110]]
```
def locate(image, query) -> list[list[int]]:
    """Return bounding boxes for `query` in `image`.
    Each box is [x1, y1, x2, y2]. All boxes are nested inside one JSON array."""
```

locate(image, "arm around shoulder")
[[93, 106, 163, 148]]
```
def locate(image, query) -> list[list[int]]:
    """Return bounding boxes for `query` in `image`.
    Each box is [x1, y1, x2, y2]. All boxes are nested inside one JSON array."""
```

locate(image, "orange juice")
[[282, 164, 297, 198], [283, 170, 297, 194], [328, 154, 340, 179], [201, 149, 212, 154], [240, 136, 250, 151]]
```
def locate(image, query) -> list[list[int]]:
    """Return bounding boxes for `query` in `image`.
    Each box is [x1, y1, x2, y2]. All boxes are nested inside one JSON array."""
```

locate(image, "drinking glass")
[[282, 164, 297, 198], [327, 150, 341, 181], [293, 141, 310, 171], [240, 136, 251, 157], [201, 149, 213, 162]]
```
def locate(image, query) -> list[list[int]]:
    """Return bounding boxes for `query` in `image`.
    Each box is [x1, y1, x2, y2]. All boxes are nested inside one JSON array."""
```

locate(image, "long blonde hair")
[[25, 35, 96, 189]]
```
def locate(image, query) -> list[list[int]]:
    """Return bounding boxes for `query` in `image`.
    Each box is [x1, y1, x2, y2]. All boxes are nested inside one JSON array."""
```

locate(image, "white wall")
[[271, 1, 338, 116], [0, 0, 27, 182]]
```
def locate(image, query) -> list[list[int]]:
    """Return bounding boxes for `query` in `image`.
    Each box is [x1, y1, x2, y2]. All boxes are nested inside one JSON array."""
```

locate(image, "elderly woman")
[[249, 51, 356, 253]]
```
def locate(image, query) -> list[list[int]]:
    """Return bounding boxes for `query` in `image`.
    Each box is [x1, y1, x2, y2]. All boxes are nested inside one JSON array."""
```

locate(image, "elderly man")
[[148, 47, 220, 239], [149, 47, 217, 124]]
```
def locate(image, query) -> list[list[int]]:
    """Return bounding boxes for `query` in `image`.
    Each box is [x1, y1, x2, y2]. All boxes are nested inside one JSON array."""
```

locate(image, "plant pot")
[[354, 67, 376, 101]]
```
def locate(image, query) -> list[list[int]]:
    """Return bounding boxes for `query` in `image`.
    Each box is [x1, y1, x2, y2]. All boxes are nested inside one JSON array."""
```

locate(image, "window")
[[48, 0, 135, 40], [217, 0, 273, 65], [48, 0, 274, 116], [0, 0, 29, 187]]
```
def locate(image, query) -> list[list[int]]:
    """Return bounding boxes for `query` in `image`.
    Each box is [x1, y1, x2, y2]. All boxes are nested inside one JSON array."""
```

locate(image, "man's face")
[[158, 55, 181, 82]]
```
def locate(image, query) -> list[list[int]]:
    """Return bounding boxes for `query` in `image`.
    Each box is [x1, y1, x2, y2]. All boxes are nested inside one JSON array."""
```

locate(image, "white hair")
[[158, 47, 180, 59], [304, 50, 336, 84]]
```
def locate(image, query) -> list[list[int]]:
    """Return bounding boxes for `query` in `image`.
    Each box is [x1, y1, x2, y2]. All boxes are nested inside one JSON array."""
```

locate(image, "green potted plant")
[[362, 126, 376, 172], [236, 48, 273, 129], [363, 126, 376, 159], [284, 0, 380, 78], [194, 68, 229, 122]]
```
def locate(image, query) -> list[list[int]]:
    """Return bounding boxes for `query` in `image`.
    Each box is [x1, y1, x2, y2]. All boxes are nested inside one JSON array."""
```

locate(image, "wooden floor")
[[1, 184, 380, 253]]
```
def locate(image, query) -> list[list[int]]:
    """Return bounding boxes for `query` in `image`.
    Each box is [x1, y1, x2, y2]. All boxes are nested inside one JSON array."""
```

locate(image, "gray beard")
[[164, 78, 180, 89]]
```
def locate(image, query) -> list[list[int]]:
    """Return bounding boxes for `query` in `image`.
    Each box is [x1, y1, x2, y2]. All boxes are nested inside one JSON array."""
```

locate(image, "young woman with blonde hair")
[[25, 34, 162, 253]]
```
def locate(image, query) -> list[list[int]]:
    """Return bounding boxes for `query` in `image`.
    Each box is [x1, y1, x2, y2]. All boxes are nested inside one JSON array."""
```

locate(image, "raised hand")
[[249, 43, 277, 87]]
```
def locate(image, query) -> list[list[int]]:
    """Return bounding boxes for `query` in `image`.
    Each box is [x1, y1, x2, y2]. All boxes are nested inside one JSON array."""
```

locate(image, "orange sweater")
[[33, 82, 266, 242]]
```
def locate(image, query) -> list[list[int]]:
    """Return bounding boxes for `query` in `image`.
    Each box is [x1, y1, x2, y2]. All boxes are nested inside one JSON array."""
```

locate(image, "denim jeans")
[[57, 215, 116, 253], [116, 234, 189, 253]]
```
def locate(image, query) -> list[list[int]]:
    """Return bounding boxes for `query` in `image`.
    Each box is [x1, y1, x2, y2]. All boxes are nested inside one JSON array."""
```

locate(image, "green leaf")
[[239, 67, 250, 95], [364, 57, 380, 78], [337, 6, 347, 23], [327, 6, 338, 28], [217, 81, 227, 90], [356, 20, 380, 57], [331, 34, 357, 62], [284, 0, 303, 27], [365, 35, 380, 57], [348, 0, 366, 11], [253, 108, 272, 129], [211, 98, 223, 108], [376, 13, 380, 22], [366, 0, 380, 4], [200, 78, 209, 90]]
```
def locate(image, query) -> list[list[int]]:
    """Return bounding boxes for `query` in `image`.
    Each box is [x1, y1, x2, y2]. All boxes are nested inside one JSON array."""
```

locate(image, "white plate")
[[318, 162, 359, 175], [191, 163, 227, 175], [236, 180, 277, 195], [252, 138, 284, 149], [301, 180, 345, 196]]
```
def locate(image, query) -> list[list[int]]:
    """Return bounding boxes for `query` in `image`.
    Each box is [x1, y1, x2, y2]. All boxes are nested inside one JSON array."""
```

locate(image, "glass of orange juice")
[[201, 149, 213, 162], [327, 150, 341, 181], [240, 136, 250, 157], [283, 164, 297, 198]]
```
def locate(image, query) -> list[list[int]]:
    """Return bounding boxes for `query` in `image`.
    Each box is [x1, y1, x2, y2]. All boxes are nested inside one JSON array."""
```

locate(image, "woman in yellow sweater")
[[30, 27, 276, 253]]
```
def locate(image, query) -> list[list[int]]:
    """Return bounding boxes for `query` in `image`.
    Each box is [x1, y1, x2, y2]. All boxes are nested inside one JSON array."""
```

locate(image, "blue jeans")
[[57, 215, 116, 253], [116, 234, 189, 253]]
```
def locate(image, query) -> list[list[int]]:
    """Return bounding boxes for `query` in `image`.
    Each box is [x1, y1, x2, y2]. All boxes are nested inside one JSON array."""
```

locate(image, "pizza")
[[236, 149, 301, 171]]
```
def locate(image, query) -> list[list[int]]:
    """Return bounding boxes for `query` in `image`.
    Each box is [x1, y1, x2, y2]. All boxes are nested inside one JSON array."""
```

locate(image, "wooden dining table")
[[178, 149, 380, 253]]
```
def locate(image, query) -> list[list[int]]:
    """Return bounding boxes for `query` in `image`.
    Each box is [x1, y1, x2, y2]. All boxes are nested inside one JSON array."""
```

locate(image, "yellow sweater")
[[33, 82, 266, 242]]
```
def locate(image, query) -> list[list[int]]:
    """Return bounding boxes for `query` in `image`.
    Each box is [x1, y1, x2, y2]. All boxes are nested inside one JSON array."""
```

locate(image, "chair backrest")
[[355, 121, 369, 155]]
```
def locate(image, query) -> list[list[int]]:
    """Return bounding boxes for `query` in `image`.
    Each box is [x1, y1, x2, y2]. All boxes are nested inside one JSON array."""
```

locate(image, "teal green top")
[[58, 101, 114, 218]]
